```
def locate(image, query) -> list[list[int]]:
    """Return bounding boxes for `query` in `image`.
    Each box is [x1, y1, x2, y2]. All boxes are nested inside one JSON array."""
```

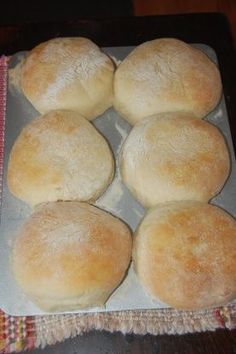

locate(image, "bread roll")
[[7, 110, 114, 206], [20, 37, 115, 119], [114, 38, 222, 125], [120, 112, 230, 207], [12, 202, 132, 311], [133, 201, 236, 310]]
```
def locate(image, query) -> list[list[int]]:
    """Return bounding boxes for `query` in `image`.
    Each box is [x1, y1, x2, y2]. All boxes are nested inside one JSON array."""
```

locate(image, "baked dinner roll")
[[8, 110, 114, 206], [133, 201, 236, 310], [114, 38, 222, 125], [120, 112, 230, 207], [12, 202, 132, 311], [20, 37, 115, 119]]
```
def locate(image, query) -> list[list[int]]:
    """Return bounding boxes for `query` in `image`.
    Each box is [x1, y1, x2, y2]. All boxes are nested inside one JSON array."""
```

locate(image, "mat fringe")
[[35, 305, 236, 348]]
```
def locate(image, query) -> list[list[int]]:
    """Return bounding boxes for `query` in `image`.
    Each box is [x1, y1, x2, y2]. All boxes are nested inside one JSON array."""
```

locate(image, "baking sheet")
[[0, 44, 235, 316]]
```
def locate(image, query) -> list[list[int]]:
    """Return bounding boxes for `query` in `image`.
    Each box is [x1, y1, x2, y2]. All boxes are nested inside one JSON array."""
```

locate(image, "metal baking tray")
[[0, 44, 235, 315]]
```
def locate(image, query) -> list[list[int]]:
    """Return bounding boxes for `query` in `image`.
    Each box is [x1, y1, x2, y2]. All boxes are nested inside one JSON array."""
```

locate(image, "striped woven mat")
[[0, 56, 235, 353]]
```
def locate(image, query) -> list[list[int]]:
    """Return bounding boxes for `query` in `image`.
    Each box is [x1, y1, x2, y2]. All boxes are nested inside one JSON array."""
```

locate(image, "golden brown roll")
[[12, 202, 132, 312], [133, 201, 236, 310], [7, 110, 114, 206], [114, 38, 222, 125], [20, 37, 115, 119], [120, 112, 230, 207]]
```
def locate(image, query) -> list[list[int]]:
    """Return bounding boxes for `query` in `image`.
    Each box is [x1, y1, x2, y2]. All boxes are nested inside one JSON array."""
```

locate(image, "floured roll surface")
[[114, 38, 222, 125], [7, 110, 114, 206], [12, 202, 132, 312], [20, 37, 115, 119], [120, 112, 230, 207], [133, 201, 236, 310]]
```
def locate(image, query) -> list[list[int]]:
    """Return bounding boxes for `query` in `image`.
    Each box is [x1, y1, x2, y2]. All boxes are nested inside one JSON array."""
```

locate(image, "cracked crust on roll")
[[114, 38, 222, 125]]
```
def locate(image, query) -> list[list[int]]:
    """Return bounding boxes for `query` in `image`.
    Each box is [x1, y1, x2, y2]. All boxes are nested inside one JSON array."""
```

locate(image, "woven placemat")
[[0, 56, 235, 353]]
